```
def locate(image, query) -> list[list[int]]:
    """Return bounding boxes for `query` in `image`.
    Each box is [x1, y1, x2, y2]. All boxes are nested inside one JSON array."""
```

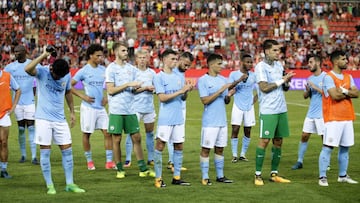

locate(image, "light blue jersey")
[[105, 62, 138, 115], [173, 68, 186, 110], [322, 71, 355, 98], [153, 71, 184, 125], [4, 59, 36, 105], [198, 74, 228, 127], [255, 61, 287, 114], [34, 66, 71, 122], [0, 70, 20, 91], [72, 64, 106, 110], [306, 72, 326, 119], [228, 70, 257, 111], [133, 68, 156, 113]]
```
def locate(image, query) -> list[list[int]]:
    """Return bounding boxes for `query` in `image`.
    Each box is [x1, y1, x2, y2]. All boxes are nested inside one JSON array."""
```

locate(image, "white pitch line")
[[287, 102, 360, 116]]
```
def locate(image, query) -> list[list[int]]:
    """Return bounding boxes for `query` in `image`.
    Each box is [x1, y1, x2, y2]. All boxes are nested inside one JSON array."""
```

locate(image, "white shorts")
[[136, 111, 156, 123], [200, 126, 228, 149], [302, 117, 325, 135], [323, 121, 354, 147], [80, 104, 109, 133], [156, 125, 185, 143], [230, 104, 256, 127], [35, 119, 72, 146], [0, 114, 11, 127], [14, 104, 35, 121]]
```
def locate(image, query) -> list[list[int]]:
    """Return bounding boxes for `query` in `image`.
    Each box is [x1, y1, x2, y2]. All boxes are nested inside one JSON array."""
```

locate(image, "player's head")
[[307, 54, 321, 72], [207, 53, 223, 73], [86, 44, 104, 65], [135, 48, 149, 68], [113, 41, 128, 61], [262, 39, 281, 61], [178, 52, 194, 73], [50, 59, 70, 80], [241, 54, 253, 71], [14, 45, 27, 62], [330, 50, 347, 70], [161, 49, 178, 69]]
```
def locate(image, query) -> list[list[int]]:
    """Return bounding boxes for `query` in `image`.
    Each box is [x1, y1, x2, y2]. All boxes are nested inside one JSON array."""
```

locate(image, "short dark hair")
[[86, 44, 103, 60], [207, 53, 223, 65], [241, 53, 252, 61], [161, 49, 177, 59], [179, 51, 194, 62], [52, 59, 70, 78], [330, 50, 346, 63], [307, 54, 322, 63], [262, 39, 279, 51]]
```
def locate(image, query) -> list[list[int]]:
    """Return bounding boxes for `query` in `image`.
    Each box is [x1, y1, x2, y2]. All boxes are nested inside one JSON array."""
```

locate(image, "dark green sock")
[[255, 147, 266, 172], [116, 162, 123, 171], [138, 160, 147, 172], [271, 147, 281, 171]]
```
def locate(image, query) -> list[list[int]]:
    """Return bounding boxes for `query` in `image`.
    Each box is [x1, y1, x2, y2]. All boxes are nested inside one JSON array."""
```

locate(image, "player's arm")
[[258, 71, 295, 93], [157, 83, 192, 102], [25, 52, 50, 76], [343, 85, 359, 98], [200, 83, 231, 105], [71, 79, 95, 103], [133, 85, 155, 94], [106, 81, 142, 96], [65, 89, 76, 128]]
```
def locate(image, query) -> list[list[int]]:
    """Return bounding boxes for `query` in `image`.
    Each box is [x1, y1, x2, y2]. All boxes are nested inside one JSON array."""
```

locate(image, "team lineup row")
[[0, 39, 358, 194]]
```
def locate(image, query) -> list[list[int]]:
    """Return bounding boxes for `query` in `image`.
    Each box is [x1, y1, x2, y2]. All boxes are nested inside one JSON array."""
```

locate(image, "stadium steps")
[[123, 17, 137, 40]]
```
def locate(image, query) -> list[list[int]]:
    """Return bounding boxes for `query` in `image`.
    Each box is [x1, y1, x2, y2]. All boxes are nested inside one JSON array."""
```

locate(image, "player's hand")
[[146, 86, 155, 92], [70, 112, 76, 128], [128, 81, 143, 89], [283, 71, 296, 82], [228, 88, 236, 97], [84, 95, 95, 103]]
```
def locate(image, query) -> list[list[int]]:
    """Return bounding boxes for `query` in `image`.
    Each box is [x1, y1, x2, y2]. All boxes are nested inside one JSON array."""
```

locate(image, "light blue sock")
[[146, 132, 154, 161], [1, 162, 7, 170], [214, 154, 224, 178], [231, 138, 238, 157], [40, 149, 53, 186], [62, 148, 74, 185], [297, 142, 308, 163], [240, 136, 251, 157], [28, 125, 36, 159], [125, 134, 132, 161], [105, 150, 113, 162], [84, 151, 92, 162], [319, 146, 332, 178], [18, 126, 26, 157], [154, 149, 162, 178], [167, 142, 174, 163], [200, 156, 210, 180], [338, 146, 349, 177], [173, 150, 183, 177]]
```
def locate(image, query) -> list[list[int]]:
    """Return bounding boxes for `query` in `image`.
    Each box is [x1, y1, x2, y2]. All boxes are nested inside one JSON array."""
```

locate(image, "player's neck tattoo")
[[264, 57, 274, 66]]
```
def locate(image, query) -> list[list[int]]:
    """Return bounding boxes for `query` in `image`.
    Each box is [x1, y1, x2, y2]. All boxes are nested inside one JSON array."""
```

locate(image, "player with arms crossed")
[[0, 64, 21, 178], [318, 50, 359, 186]]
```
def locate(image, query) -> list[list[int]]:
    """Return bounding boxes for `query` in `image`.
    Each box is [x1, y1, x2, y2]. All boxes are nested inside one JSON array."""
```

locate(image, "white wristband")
[[340, 87, 349, 95], [275, 79, 285, 87]]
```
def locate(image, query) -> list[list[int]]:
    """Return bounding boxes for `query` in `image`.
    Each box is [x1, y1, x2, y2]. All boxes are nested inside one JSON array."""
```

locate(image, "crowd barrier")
[[70, 69, 360, 90]]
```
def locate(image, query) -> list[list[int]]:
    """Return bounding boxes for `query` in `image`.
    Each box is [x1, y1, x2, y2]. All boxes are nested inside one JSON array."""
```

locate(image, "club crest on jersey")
[[61, 82, 66, 87]]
